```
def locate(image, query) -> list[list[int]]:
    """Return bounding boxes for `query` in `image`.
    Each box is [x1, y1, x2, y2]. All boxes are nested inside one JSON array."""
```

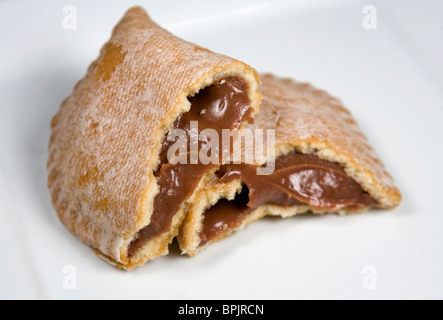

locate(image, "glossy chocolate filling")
[[128, 77, 252, 257], [200, 152, 378, 244]]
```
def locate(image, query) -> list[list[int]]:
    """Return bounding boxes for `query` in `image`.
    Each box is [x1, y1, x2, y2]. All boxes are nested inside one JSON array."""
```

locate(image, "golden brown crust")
[[179, 74, 402, 256], [47, 6, 260, 269], [254, 74, 401, 207]]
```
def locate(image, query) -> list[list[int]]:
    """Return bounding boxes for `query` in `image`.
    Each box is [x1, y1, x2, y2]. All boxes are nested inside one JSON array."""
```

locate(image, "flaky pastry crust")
[[47, 6, 260, 269]]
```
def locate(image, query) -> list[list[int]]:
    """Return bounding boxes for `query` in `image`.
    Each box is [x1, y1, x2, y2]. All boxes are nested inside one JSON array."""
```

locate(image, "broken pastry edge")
[[178, 176, 243, 256], [188, 201, 374, 257], [97, 165, 224, 270], [97, 65, 261, 268], [178, 139, 402, 256], [124, 167, 221, 269], [122, 65, 260, 267]]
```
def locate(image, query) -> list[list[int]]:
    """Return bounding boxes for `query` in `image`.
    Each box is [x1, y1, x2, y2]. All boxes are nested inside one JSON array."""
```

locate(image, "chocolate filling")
[[200, 152, 379, 245], [128, 77, 252, 257]]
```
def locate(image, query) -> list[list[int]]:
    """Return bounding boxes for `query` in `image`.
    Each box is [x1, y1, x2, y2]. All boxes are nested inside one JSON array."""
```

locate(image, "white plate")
[[1, 0, 442, 299]]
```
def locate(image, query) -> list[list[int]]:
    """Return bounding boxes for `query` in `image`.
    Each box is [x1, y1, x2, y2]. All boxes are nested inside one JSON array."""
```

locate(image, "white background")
[[0, 0, 442, 299]]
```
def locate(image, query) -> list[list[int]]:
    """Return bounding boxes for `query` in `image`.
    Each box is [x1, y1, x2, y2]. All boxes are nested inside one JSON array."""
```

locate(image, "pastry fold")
[[178, 74, 401, 256], [47, 6, 260, 269]]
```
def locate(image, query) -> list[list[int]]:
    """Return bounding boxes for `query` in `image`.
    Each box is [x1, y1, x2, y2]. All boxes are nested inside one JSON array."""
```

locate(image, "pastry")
[[178, 74, 402, 256], [47, 6, 261, 269]]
